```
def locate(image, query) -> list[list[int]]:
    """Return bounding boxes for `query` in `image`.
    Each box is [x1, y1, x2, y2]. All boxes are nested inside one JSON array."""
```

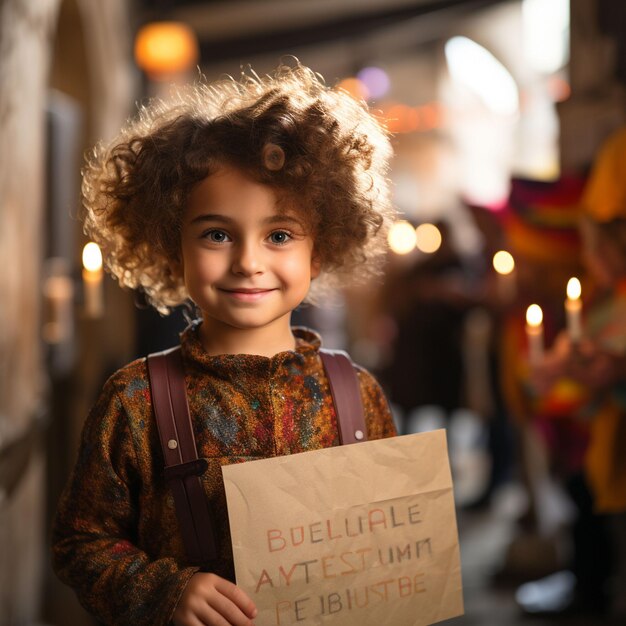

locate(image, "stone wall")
[[0, 0, 61, 623]]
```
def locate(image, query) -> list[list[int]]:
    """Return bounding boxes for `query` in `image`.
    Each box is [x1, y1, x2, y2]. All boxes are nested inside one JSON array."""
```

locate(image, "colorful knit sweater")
[[51, 324, 396, 626]]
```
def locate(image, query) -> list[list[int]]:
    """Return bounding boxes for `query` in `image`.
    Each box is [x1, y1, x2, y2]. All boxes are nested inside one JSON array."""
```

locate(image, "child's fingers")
[[202, 592, 255, 626], [172, 608, 210, 626], [212, 576, 257, 618], [189, 614, 211, 626], [197, 603, 242, 626]]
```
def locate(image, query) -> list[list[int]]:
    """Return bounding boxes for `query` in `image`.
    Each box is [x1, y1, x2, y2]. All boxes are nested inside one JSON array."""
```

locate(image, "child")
[[52, 63, 398, 626]]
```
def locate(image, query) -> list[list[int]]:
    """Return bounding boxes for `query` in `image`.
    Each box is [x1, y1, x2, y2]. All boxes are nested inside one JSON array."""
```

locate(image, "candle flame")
[[82, 242, 103, 272], [388, 220, 417, 255], [493, 250, 515, 275], [526, 304, 543, 327], [567, 277, 581, 300]]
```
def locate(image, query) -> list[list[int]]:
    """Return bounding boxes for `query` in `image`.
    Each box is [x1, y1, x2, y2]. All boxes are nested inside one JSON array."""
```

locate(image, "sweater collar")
[[179, 321, 322, 371]]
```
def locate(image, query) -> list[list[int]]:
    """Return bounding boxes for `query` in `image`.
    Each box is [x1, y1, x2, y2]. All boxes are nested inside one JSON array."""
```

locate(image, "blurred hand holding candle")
[[565, 277, 582, 342], [493, 250, 516, 303], [82, 242, 103, 318], [526, 304, 544, 365]]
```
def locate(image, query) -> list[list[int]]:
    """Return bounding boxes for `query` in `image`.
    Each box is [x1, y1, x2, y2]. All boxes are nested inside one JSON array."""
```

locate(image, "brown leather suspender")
[[147, 348, 217, 563], [319, 350, 367, 445], [147, 346, 367, 566]]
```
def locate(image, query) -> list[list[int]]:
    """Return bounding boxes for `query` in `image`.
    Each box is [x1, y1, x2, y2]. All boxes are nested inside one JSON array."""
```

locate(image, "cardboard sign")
[[222, 430, 463, 625]]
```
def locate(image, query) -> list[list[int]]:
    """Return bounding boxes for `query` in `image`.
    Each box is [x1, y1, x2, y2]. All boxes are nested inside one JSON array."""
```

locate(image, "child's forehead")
[[185, 166, 307, 224]]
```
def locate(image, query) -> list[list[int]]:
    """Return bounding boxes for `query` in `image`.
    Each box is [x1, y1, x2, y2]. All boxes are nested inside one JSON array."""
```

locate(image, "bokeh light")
[[415, 223, 443, 254], [388, 221, 417, 255], [82, 242, 103, 272], [336, 77, 369, 101], [523, 0, 570, 74], [357, 66, 391, 99], [526, 304, 543, 327], [566, 277, 581, 300], [445, 36, 519, 116], [492, 250, 515, 275], [134, 21, 198, 77]]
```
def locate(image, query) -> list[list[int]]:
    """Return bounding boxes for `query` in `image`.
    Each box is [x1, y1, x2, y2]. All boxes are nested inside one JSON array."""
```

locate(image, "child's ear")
[[310, 252, 322, 279], [169, 254, 184, 279]]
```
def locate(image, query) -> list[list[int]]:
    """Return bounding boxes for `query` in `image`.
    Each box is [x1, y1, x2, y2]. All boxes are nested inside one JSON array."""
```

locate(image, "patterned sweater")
[[51, 325, 396, 626]]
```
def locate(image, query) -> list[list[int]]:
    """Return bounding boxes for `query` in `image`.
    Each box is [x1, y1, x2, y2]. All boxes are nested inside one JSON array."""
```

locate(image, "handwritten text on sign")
[[223, 431, 464, 625]]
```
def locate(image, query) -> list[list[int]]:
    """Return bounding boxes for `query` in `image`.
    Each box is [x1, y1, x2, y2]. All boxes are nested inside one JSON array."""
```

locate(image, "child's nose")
[[232, 242, 264, 276]]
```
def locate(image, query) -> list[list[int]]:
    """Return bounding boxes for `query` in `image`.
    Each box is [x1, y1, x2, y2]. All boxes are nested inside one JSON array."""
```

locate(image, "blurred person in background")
[[380, 219, 474, 431], [524, 128, 626, 622], [494, 178, 593, 603]]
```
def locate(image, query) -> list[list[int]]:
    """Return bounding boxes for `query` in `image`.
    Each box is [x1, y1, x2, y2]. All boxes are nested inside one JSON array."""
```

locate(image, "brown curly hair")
[[82, 63, 395, 313]]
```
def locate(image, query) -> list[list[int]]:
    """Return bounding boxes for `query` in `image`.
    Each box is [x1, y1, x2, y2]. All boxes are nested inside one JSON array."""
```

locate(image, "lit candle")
[[565, 277, 582, 343], [526, 304, 544, 365], [493, 250, 516, 303], [82, 242, 103, 318]]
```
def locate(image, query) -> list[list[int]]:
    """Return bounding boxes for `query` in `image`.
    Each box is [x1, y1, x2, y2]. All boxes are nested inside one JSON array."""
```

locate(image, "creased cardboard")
[[222, 429, 463, 625]]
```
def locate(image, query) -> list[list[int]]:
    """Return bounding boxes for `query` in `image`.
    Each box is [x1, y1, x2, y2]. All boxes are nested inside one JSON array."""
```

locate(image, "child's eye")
[[268, 230, 292, 245], [203, 229, 230, 243]]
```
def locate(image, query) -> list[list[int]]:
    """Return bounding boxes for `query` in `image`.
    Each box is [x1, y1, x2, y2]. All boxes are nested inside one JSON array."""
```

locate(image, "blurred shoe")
[[515, 569, 611, 618], [515, 570, 576, 614]]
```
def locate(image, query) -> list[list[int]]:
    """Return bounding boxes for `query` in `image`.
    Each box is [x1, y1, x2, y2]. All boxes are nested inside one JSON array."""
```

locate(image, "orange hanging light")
[[134, 21, 199, 78]]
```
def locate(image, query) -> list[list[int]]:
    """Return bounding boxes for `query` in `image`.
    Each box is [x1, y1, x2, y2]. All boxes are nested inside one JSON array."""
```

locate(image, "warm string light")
[[415, 224, 442, 253], [388, 222, 443, 255], [388, 221, 417, 255], [335, 69, 443, 134], [381, 102, 443, 134], [493, 250, 515, 275], [493, 250, 516, 302]]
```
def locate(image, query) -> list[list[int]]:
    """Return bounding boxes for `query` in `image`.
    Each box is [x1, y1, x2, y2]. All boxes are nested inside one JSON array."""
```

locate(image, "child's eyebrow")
[[262, 215, 305, 228], [188, 213, 233, 225], [188, 213, 305, 228]]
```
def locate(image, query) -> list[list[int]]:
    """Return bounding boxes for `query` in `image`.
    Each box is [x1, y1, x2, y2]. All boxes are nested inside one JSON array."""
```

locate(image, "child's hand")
[[173, 573, 257, 626]]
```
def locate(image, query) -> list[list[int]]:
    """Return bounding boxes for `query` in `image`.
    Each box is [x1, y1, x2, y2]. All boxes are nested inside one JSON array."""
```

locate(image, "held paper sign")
[[222, 430, 463, 625]]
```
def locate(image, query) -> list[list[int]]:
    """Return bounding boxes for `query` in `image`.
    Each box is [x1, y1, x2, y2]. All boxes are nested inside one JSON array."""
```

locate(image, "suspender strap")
[[319, 349, 368, 444], [147, 347, 217, 564], [147, 345, 367, 565]]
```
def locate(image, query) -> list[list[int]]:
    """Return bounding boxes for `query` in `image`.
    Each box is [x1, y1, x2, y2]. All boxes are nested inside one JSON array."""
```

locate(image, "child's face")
[[180, 166, 320, 338]]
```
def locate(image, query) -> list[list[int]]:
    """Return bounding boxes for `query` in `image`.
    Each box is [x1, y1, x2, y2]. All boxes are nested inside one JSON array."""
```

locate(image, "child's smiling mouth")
[[219, 287, 277, 302]]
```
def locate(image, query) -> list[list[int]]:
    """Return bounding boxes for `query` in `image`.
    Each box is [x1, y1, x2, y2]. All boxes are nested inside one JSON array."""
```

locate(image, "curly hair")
[[82, 63, 395, 313]]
